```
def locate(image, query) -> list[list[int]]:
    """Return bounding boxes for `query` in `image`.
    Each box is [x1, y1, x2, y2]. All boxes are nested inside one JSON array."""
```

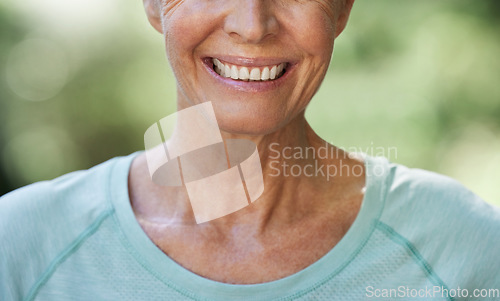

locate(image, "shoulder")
[[0, 155, 129, 300], [381, 161, 499, 229], [0, 156, 120, 227], [377, 159, 500, 291]]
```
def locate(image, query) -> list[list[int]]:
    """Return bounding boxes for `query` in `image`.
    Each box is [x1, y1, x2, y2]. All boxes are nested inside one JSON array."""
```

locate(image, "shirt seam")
[[111, 213, 203, 300], [375, 221, 455, 301], [280, 156, 392, 300], [277, 219, 379, 301], [107, 156, 202, 300], [23, 208, 114, 301]]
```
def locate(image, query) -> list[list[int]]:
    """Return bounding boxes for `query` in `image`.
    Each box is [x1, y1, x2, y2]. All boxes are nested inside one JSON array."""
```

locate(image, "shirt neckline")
[[109, 152, 389, 300]]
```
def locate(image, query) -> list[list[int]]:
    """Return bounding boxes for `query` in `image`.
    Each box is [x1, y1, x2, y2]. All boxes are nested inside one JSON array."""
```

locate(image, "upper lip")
[[206, 55, 295, 67]]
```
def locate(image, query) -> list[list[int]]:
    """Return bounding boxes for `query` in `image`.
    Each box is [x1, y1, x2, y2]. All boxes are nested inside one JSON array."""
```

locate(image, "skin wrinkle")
[[134, 0, 360, 284], [162, 0, 183, 19]]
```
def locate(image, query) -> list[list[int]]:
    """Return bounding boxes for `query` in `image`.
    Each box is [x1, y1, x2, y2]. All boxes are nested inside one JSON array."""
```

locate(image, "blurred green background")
[[0, 0, 499, 205]]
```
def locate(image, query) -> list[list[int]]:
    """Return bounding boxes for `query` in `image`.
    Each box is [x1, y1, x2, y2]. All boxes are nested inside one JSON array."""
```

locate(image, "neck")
[[216, 113, 340, 228], [131, 111, 346, 232]]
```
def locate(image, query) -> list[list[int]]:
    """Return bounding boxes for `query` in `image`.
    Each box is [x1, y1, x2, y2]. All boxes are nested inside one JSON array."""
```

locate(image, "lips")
[[211, 58, 287, 81]]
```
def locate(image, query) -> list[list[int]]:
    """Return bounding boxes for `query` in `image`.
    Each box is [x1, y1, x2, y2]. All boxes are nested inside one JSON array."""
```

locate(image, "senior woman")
[[1, 0, 499, 300]]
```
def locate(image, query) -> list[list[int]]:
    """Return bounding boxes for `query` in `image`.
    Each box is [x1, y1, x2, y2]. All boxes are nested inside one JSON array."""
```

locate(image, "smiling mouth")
[[211, 58, 287, 82]]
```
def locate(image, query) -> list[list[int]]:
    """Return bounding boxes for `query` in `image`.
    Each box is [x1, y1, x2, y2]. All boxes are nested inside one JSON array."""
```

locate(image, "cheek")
[[162, 0, 221, 63], [283, 3, 336, 60]]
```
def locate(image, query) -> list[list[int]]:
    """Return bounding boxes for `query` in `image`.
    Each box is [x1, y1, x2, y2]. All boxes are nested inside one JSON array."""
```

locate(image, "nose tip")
[[224, 0, 279, 44]]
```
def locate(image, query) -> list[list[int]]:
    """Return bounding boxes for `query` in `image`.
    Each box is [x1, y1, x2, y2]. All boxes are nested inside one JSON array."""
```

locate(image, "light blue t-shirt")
[[1, 153, 499, 301]]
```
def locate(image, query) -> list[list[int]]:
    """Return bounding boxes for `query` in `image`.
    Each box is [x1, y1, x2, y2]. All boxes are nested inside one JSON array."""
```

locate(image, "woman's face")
[[148, 0, 352, 135]]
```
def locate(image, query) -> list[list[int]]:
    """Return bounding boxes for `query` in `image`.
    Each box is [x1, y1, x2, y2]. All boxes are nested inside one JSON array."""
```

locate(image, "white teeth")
[[214, 58, 222, 70], [231, 65, 238, 79], [212, 58, 286, 81], [250, 68, 260, 80], [270, 66, 277, 80], [224, 64, 231, 78], [239, 67, 249, 80], [261, 67, 270, 80]]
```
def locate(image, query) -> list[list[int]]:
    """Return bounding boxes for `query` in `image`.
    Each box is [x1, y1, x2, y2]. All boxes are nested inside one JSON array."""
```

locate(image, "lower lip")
[[202, 58, 296, 93]]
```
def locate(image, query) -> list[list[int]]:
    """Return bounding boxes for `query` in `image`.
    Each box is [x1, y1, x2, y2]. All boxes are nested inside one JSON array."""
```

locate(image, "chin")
[[212, 104, 288, 136]]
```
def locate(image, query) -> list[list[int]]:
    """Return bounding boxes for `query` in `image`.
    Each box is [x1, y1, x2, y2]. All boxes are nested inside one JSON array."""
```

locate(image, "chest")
[[138, 214, 354, 284]]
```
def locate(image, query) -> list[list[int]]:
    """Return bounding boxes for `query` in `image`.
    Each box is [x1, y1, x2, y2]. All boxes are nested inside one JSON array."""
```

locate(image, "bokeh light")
[[6, 38, 69, 101]]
